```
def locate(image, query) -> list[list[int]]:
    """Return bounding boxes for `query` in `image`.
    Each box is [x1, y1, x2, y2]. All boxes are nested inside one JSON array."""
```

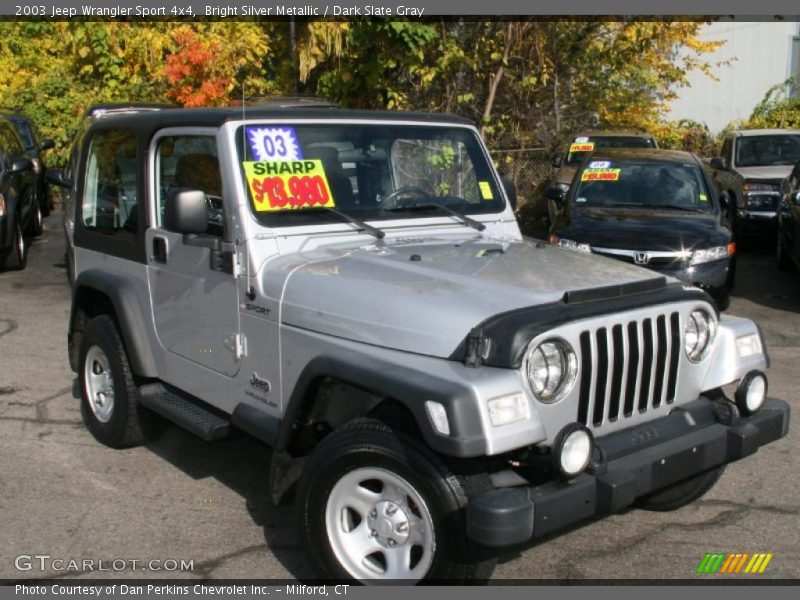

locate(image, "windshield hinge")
[[465, 328, 489, 368], [235, 333, 247, 360]]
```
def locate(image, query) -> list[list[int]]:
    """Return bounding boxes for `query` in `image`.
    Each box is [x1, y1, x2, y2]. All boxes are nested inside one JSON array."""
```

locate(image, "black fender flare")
[[71, 269, 158, 378], [274, 351, 489, 458]]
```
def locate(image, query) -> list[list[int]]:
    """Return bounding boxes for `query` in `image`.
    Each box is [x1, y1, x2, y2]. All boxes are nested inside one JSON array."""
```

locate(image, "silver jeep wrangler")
[[50, 107, 789, 582]]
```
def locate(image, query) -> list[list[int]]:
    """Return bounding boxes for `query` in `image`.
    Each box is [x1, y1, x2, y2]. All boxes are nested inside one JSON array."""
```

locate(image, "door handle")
[[153, 237, 167, 263]]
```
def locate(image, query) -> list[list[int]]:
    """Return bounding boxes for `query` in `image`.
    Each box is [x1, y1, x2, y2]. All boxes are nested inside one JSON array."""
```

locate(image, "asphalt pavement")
[[0, 216, 797, 581]]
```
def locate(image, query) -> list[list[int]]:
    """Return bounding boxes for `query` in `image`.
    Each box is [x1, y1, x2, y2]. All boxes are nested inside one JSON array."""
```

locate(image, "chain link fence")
[[491, 147, 553, 237]]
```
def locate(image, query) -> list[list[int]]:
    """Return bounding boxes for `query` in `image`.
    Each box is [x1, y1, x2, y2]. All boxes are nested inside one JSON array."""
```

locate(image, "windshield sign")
[[237, 124, 504, 227], [735, 135, 800, 167], [574, 161, 713, 212], [566, 136, 655, 165]]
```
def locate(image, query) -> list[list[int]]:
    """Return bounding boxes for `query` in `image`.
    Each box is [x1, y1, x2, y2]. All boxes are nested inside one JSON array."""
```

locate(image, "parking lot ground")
[[1, 217, 798, 581]]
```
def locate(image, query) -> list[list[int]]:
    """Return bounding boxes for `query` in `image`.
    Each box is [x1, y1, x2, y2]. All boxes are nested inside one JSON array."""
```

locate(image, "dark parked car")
[[1, 108, 55, 216], [0, 114, 40, 270], [544, 129, 657, 226], [549, 148, 736, 310], [777, 160, 800, 270]]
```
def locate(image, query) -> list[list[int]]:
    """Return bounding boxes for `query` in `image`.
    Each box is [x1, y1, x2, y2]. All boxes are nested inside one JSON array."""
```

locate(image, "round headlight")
[[684, 309, 716, 362], [552, 424, 594, 479], [735, 371, 767, 416], [525, 338, 578, 403]]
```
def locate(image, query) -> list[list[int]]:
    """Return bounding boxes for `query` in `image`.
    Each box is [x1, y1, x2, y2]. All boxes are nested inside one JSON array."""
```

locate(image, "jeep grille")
[[577, 312, 681, 429]]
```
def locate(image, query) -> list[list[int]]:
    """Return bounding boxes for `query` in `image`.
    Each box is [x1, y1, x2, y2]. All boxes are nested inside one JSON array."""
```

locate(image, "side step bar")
[[139, 383, 230, 442]]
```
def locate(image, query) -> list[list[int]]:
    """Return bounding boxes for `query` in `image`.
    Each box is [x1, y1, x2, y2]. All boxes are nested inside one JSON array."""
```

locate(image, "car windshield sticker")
[[243, 160, 335, 211], [588, 161, 611, 169], [570, 142, 595, 152], [699, 193, 708, 202], [479, 181, 494, 200], [246, 127, 303, 161], [581, 168, 621, 182], [574, 136, 590, 143], [576, 197, 587, 203]]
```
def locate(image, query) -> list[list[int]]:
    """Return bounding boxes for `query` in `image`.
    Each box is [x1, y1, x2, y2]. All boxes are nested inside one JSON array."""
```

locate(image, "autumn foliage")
[[163, 27, 231, 107]]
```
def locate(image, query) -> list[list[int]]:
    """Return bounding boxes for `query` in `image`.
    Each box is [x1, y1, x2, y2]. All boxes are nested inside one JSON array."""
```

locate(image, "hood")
[[273, 234, 664, 358], [734, 165, 793, 183], [557, 207, 728, 250]]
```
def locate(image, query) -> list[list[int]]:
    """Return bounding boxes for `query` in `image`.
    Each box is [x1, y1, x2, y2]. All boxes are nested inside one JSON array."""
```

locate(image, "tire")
[[0, 219, 28, 271], [78, 315, 154, 448], [26, 204, 43, 237], [635, 465, 725, 512], [296, 419, 496, 583], [777, 230, 794, 271]]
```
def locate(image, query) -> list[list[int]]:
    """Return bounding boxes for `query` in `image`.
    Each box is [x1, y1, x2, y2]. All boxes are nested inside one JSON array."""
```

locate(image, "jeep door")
[[146, 129, 240, 376]]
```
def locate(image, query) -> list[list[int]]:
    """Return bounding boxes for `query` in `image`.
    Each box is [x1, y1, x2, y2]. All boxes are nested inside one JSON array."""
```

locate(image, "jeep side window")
[[81, 129, 138, 236], [155, 135, 223, 236]]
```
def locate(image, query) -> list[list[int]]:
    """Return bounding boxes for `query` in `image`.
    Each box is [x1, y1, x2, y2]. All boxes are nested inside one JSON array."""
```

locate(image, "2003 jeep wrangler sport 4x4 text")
[[48, 106, 789, 582]]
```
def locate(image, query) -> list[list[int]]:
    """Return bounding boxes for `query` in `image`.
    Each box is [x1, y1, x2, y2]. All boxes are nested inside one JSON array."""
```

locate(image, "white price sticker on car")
[[246, 127, 303, 161]]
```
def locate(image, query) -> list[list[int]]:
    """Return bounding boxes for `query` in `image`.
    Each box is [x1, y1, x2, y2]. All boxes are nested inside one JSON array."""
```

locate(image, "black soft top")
[[89, 106, 475, 135]]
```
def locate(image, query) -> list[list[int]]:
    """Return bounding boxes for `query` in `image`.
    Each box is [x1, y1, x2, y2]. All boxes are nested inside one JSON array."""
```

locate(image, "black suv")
[[0, 114, 40, 270], [1, 109, 55, 217]]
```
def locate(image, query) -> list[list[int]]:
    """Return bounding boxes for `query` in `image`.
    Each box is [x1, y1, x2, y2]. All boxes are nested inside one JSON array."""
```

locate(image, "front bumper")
[[654, 257, 731, 293], [466, 397, 790, 547], [737, 209, 778, 237]]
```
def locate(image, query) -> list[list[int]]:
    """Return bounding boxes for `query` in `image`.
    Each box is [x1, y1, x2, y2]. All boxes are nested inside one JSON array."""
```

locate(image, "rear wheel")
[[0, 219, 27, 271], [296, 419, 495, 582], [26, 204, 43, 237], [79, 315, 154, 448], [635, 466, 725, 511]]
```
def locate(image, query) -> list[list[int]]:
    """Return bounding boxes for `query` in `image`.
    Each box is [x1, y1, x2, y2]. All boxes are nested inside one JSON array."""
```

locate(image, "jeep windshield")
[[236, 123, 505, 228], [735, 134, 800, 167], [565, 136, 655, 165], [573, 161, 714, 213]]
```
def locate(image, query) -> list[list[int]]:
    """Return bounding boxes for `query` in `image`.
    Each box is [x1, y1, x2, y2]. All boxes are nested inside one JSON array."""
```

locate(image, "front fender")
[[702, 314, 769, 391]]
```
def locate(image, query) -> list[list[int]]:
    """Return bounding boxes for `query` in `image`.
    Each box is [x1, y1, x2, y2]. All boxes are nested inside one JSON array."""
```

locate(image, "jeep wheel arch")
[[272, 353, 489, 458], [69, 270, 158, 378]]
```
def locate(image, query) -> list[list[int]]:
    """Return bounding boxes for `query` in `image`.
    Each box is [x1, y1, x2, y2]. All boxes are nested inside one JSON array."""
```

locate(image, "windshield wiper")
[[385, 202, 486, 232], [644, 204, 705, 213], [301, 206, 385, 239]]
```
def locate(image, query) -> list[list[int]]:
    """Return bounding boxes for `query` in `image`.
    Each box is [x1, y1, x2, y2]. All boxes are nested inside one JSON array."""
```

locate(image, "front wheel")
[[296, 419, 495, 583], [635, 466, 725, 511], [26, 204, 43, 237]]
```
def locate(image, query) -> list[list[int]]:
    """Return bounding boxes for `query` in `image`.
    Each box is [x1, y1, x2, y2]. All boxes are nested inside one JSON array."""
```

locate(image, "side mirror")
[[45, 168, 73, 188], [551, 154, 563, 168], [545, 186, 568, 207], [9, 157, 33, 174], [501, 177, 517, 211], [40, 139, 55, 151], [793, 190, 800, 206], [710, 156, 728, 170], [164, 189, 208, 234]]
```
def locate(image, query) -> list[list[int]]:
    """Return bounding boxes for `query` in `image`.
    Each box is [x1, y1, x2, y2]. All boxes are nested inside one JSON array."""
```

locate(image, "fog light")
[[487, 393, 529, 427], [552, 424, 593, 479], [734, 371, 767, 416], [425, 401, 450, 435]]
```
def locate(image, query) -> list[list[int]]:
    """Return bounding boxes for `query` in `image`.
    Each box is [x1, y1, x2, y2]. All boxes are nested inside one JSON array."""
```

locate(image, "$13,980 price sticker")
[[244, 160, 335, 211]]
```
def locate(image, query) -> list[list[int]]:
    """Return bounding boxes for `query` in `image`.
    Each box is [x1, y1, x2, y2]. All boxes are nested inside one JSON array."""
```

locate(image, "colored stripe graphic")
[[698, 552, 773, 574]]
